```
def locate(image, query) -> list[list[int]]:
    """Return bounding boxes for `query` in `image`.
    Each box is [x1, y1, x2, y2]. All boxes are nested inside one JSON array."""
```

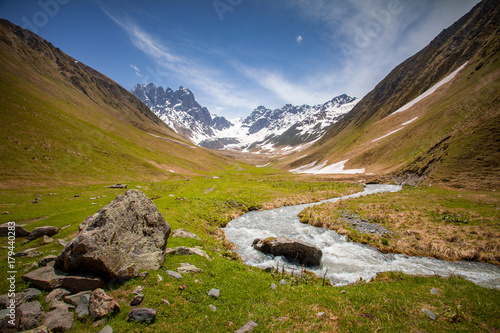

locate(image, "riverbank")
[[299, 186, 500, 265]]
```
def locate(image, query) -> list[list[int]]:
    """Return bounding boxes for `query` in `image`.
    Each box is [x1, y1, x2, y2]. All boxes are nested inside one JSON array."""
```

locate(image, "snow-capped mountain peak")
[[131, 83, 358, 152]]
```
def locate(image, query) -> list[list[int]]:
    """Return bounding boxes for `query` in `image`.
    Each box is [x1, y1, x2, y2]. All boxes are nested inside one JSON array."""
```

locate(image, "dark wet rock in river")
[[252, 237, 323, 266]]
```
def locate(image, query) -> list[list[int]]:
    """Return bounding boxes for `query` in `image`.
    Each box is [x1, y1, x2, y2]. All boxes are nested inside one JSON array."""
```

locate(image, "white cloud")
[[130, 64, 142, 77], [280, 0, 479, 98], [296, 35, 303, 44], [234, 63, 337, 106], [101, 8, 257, 117]]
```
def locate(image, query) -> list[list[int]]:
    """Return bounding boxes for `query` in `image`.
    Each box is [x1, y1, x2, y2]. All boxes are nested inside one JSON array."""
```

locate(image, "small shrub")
[[441, 212, 470, 224]]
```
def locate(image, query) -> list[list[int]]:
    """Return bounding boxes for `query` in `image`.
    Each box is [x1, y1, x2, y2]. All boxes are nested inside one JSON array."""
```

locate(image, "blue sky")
[[0, 0, 480, 118]]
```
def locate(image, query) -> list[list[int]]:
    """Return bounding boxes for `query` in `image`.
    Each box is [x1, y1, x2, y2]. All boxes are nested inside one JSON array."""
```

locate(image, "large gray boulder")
[[252, 237, 323, 266], [55, 190, 171, 280]]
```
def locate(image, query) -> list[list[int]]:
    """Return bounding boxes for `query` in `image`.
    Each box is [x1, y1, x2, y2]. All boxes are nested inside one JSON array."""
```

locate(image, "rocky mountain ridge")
[[132, 83, 358, 152]]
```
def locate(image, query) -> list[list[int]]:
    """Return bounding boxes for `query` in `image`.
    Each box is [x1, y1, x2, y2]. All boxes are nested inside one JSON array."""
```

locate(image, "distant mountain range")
[[132, 83, 358, 152]]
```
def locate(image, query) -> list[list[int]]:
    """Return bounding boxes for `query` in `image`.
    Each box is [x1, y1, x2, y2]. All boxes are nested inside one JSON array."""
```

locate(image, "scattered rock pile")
[[4, 189, 263, 332]]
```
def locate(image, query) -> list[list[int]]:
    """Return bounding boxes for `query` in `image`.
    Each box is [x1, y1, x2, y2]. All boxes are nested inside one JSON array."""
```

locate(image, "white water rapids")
[[223, 184, 500, 289]]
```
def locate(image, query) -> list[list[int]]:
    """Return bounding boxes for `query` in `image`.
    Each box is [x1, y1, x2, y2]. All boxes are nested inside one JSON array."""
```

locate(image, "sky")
[[0, 0, 480, 118]]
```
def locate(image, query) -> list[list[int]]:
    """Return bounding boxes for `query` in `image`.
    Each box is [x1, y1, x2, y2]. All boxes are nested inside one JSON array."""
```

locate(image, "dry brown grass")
[[298, 187, 500, 265]]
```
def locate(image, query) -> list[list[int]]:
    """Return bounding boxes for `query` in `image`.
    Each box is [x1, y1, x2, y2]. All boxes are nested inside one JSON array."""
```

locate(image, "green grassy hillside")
[[279, 0, 499, 190], [0, 19, 234, 188]]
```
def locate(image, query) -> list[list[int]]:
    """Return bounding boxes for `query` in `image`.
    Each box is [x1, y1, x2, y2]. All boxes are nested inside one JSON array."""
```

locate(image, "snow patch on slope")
[[392, 62, 469, 115], [290, 160, 365, 175]]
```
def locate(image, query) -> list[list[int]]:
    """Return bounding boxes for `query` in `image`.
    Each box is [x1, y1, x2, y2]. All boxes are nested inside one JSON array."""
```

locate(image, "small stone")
[[43, 307, 74, 332], [60, 274, 103, 293], [89, 288, 120, 319], [280, 279, 287, 286], [179, 284, 188, 291], [93, 318, 107, 327], [98, 325, 114, 333], [42, 235, 54, 243], [49, 299, 75, 311], [0, 309, 10, 325], [165, 248, 177, 255], [430, 288, 439, 295], [317, 312, 326, 318], [157, 275, 163, 282], [171, 229, 201, 240], [208, 288, 220, 298], [128, 308, 157, 323], [270, 283, 277, 290], [57, 239, 68, 247], [63, 291, 91, 307], [132, 286, 144, 295], [139, 271, 149, 279], [235, 320, 258, 333], [45, 288, 71, 304], [130, 294, 144, 306], [27, 226, 58, 241], [21, 248, 43, 258], [18, 301, 44, 331], [23, 262, 38, 272], [340, 290, 346, 294], [166, 270, 183, 279], [76, 294, 90, 318], [422, 308, 437, 321], [23, 288, 42, 300], [0, 222, 30, 237], [38, 255, 57, 267], [177, 263, 203, 274], [209, 304, 217, 312], [175, 246, 212, 261], [161, 299, 171, 305]]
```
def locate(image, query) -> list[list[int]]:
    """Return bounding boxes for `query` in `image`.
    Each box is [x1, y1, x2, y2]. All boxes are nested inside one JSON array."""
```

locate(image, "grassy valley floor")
[[0, 168, 499, 332]]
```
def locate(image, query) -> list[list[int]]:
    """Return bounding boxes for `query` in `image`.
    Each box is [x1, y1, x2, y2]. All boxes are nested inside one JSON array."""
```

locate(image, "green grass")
[[0, 172, 499, 332]]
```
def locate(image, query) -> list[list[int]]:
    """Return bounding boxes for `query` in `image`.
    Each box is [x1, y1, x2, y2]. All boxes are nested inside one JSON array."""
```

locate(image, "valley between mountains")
[[0, 0, 499, 332]]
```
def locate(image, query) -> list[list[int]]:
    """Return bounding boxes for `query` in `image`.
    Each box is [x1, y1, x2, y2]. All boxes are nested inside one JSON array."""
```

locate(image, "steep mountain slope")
[[281, 0, 499, 190], [0, 19, 233, 188], [132, 83, 358, 152]]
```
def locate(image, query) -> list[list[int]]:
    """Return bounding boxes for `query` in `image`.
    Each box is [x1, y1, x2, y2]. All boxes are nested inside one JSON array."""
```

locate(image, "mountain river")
[[223, 184, 500, 288]]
